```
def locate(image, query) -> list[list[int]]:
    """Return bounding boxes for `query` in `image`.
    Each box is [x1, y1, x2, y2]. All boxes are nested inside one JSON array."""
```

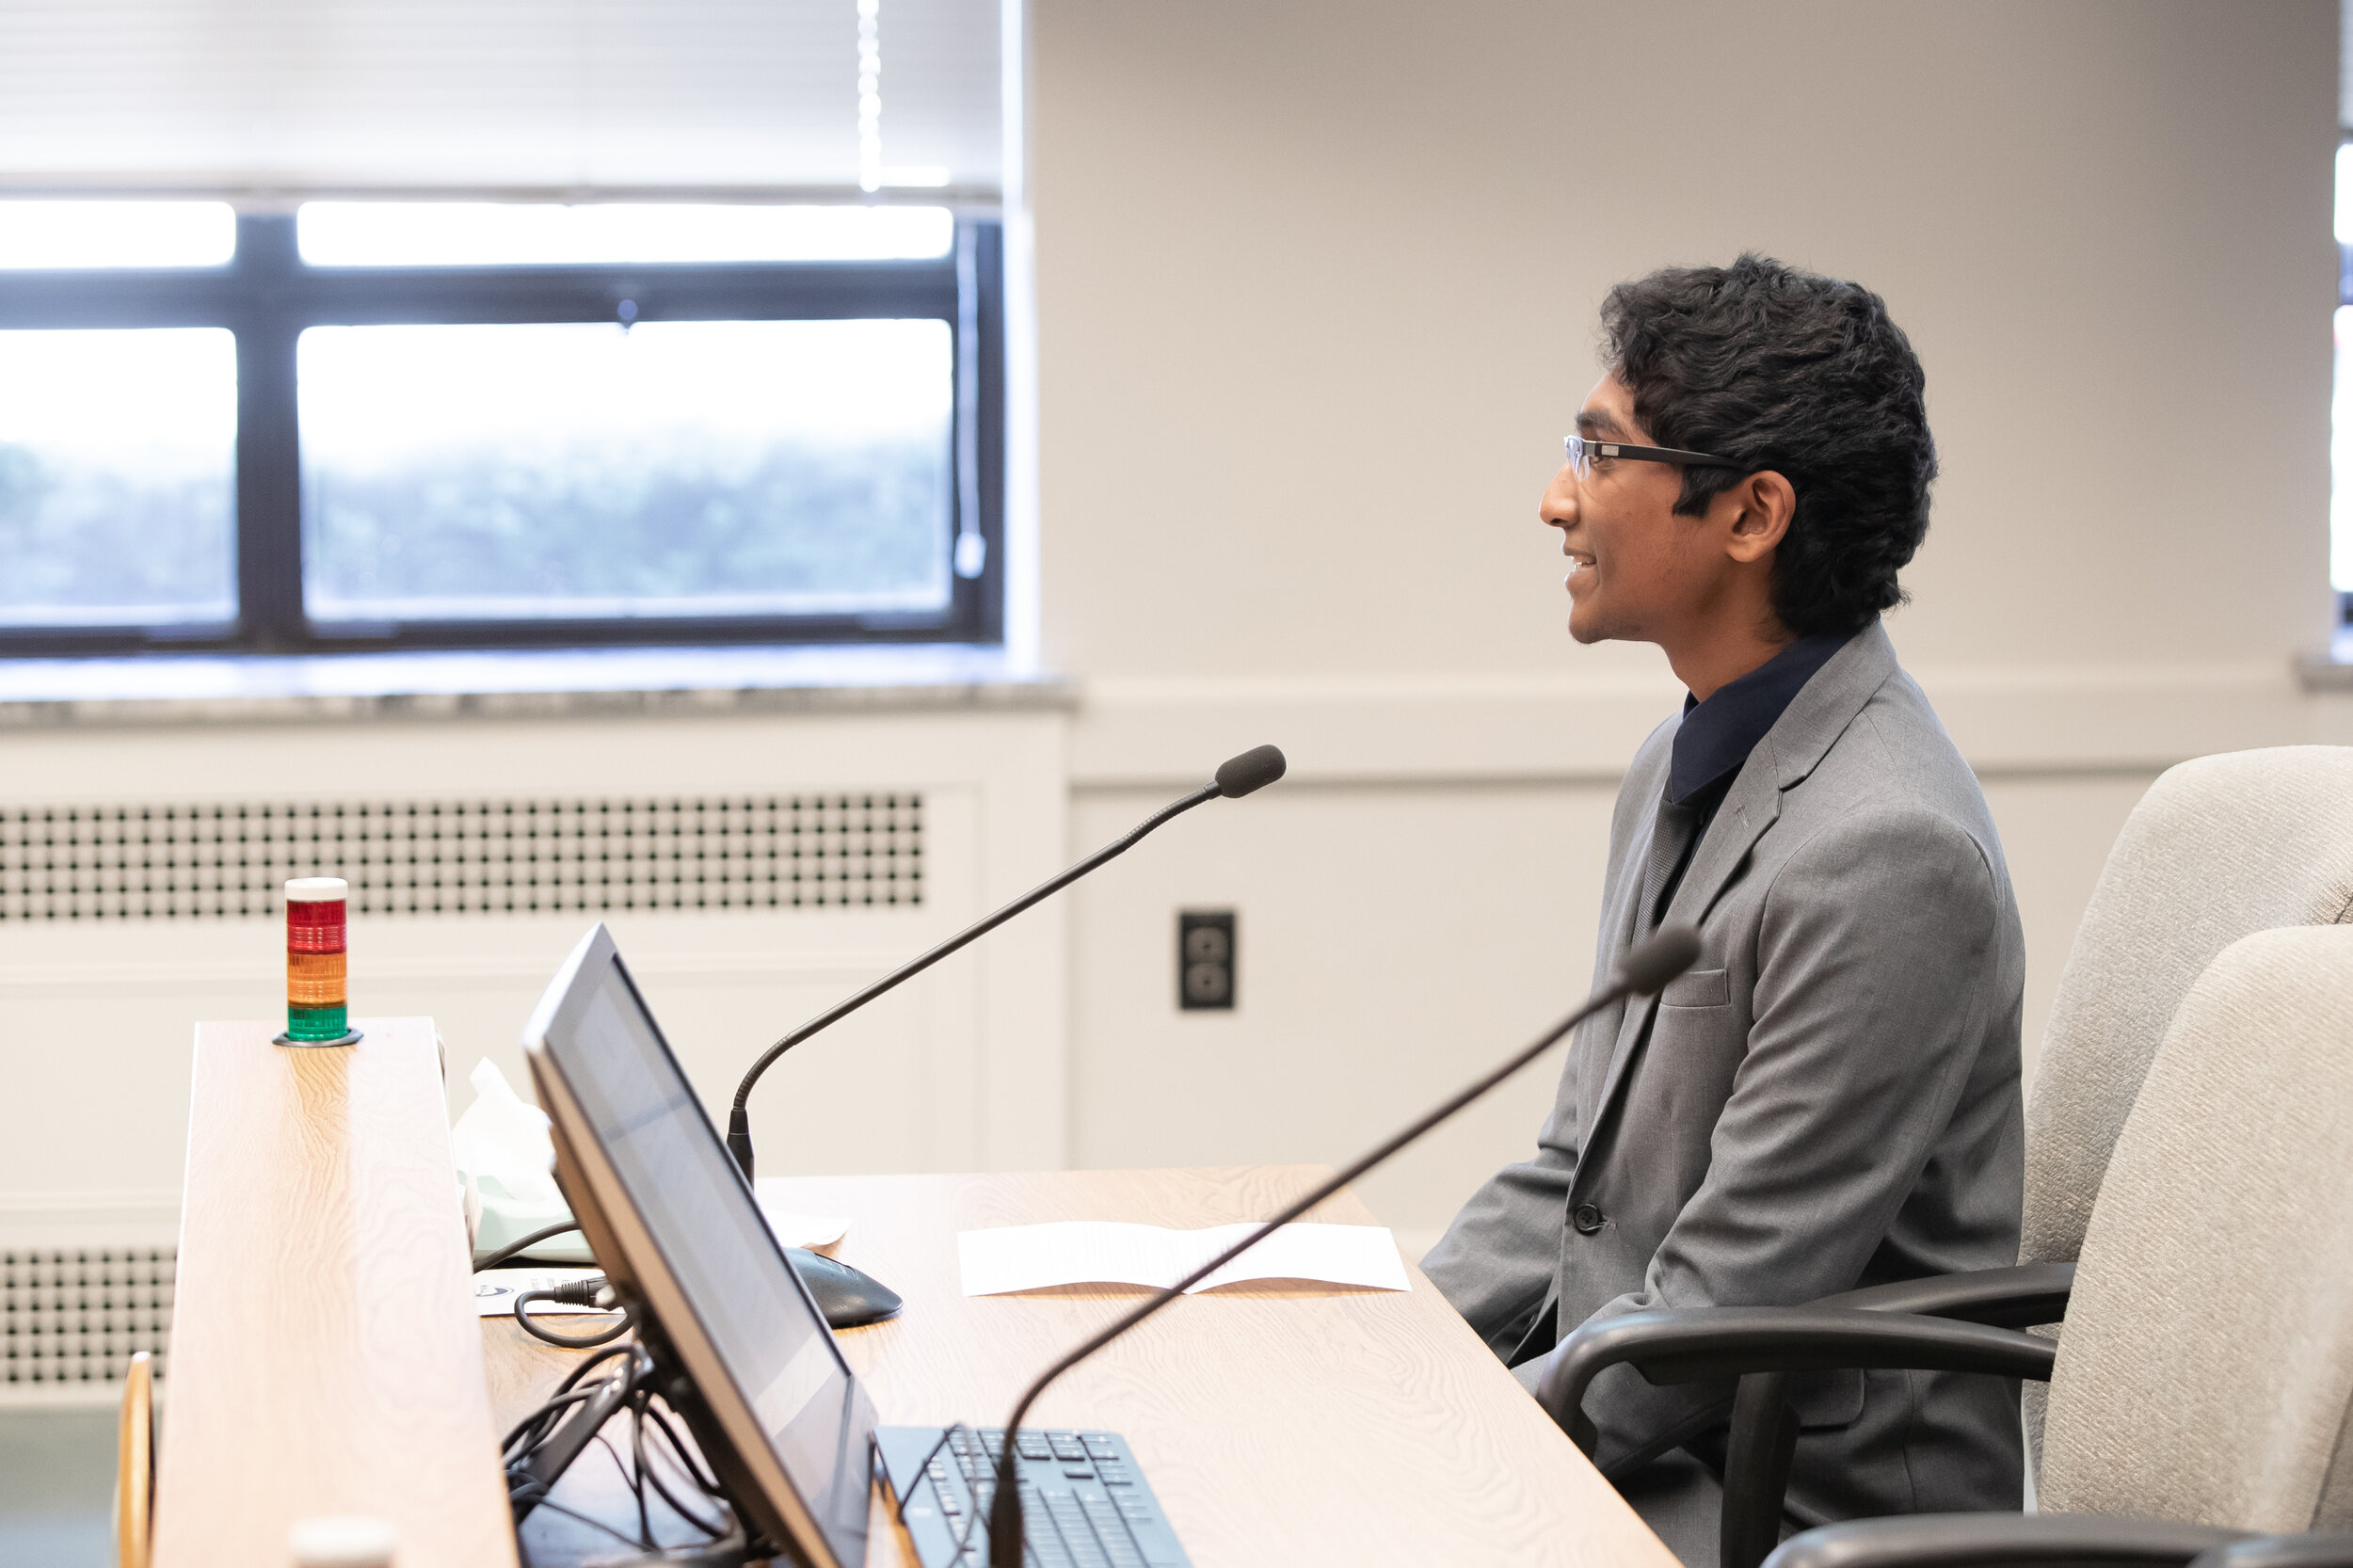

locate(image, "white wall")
[[1034, 0, 2353, 1250], [3, 0, 2348, 1264], [1034, 0, 2337, 686]]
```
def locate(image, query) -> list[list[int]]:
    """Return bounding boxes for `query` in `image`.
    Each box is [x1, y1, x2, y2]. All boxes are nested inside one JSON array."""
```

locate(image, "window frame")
[[0, 209, 1005, 655], [2339, 131, 2352, 628]]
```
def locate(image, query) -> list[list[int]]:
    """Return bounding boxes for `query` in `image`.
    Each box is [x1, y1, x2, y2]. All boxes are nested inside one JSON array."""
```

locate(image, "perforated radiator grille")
[[2, 1249, 174, 1387], [0, 793, 922, 920]]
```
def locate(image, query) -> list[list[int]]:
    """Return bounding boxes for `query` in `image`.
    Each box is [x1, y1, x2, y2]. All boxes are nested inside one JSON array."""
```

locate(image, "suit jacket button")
[[1571, 1204, 1605, 1234]]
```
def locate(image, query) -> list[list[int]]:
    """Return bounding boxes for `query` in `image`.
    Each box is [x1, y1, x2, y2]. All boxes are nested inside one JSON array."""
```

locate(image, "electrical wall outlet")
[[1177, 910, 1236, 1011]]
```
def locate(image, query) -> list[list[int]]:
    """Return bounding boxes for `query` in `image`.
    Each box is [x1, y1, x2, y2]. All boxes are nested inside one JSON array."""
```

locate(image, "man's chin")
[[1566, 606, 1611, 645], [1566, 601, 1646, 646]]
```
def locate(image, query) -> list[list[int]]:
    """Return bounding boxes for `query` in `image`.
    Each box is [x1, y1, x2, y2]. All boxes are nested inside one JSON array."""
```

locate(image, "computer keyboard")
[[875, 1425, 1193, 1568]]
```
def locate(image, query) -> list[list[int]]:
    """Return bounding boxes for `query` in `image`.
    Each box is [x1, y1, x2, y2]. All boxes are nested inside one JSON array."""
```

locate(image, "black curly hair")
[[1599, 255, 1935, 638]]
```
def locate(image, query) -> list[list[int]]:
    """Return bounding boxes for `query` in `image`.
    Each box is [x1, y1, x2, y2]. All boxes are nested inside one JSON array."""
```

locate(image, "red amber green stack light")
[[284, 877, 350, 1043]]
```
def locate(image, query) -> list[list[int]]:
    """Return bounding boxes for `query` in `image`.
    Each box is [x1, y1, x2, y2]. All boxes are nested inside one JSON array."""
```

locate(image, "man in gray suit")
[[1422, 256, 2025, 1564]]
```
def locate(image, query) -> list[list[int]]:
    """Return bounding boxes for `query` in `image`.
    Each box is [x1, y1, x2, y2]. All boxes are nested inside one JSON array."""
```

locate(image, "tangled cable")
[[513, 1276, 634, 1350], [502, 1340, 746, 1562], [470, 1224, 632, 1349]]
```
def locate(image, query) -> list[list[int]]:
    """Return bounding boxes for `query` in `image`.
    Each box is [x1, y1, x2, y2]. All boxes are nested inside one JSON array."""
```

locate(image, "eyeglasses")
[[1563, 433, 1743, 482]]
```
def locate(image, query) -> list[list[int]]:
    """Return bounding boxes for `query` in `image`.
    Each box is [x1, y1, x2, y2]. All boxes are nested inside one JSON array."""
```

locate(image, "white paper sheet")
[[752, 1181, 852, 1250], [957, 1221, 1410, 1297]]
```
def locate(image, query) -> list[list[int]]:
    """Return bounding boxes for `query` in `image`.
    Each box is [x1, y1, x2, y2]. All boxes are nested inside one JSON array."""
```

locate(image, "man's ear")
[[1721, 471, 1796, 564]]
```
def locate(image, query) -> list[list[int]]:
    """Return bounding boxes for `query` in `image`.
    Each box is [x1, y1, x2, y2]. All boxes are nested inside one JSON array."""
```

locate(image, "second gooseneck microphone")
[[980, 922, 1705, 1568], [725, 744, 1289, 1180]]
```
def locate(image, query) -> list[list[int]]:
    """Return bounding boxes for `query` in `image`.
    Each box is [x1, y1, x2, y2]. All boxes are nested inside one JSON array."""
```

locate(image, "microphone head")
[[1619, 924, 1702, 995], [1213, 744, 1288, 798]]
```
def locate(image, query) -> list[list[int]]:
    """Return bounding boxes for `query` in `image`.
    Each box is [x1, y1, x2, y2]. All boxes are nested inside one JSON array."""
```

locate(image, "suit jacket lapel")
[[1664, 765, 1783, 933], [1575, 783, 1660, 1147], [1577, 774, 1778, 1151], [1575, 622, 1902, 1152]]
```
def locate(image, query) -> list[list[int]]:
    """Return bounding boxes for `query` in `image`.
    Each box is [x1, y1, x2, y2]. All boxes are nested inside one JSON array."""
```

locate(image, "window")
[[2336, 139, 2353, 626], [0, 201, 1004, 653], [0, 326, 237, 629]]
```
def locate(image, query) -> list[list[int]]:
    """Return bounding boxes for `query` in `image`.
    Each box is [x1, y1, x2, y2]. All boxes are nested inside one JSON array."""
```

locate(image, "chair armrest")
[[1763, 1513, 2249, 1568], [2189, 1537, 2353, 1568], [1714, 1267, 2078, 1568], [1537, 1306, 2057, 1451], [1822, 1263, 2076, 1329]]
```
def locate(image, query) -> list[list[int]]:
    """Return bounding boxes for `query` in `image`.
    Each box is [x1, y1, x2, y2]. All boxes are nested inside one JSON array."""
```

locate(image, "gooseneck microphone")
[[982, 922, 1704, 1568], [725, 744, 1289, 1180]]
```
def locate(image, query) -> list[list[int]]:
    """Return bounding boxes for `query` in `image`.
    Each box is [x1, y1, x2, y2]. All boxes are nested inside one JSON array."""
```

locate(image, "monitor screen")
[[529, 928, 871, 1565]]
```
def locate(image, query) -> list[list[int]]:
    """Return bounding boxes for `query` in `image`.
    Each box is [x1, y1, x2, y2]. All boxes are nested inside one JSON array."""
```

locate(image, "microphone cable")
[[472, 1220, 582, 1272], [469, 1221, 628, 1348], [513, 1276, 632, 1350]]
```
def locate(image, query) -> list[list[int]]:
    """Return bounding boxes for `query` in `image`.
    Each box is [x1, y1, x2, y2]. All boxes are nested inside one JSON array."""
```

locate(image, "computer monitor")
[[521, 922, 875, 1568]]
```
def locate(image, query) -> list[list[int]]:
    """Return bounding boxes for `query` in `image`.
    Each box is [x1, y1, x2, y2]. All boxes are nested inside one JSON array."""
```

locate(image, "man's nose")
[[1541, 467, 1580, 529]]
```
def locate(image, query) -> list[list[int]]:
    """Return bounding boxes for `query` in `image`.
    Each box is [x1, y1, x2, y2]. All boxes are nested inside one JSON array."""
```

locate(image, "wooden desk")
[[156, 1018, 517, 1568], [488, 1166, 1676, 1568]]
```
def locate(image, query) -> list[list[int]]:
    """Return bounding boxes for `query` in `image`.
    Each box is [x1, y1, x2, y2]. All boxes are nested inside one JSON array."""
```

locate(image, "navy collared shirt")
[[1669, 629, 1857, 808], [1645, 628, 1857, 922]]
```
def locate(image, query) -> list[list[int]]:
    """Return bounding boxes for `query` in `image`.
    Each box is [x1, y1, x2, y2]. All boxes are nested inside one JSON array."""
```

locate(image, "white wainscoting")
[[0, 703, 1070, 1249], [5, 662, 2346, 1254], [1069, 660, 2353, 789], [1060, 663, 2353, 1240]]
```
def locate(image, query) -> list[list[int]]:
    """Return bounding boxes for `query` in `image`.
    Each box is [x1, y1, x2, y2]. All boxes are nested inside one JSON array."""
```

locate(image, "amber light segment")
[[286, 952, 346, 1006]]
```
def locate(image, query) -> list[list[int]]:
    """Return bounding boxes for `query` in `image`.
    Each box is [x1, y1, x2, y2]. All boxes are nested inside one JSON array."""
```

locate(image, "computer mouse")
[[785, 1246, 904, 1328]]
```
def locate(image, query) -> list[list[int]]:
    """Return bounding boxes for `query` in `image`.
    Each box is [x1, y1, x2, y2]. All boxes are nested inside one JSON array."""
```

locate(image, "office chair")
[[116, 1349, 155, 1568], [1683, 746, 2353, 1568], [1544, 923, 2353, 1568], [2022, 745, 2353, 1307], [1684, 746, 2353, 1567]]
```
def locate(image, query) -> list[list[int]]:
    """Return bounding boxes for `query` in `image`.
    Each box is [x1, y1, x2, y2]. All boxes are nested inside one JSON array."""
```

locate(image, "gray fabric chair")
[[2023, 744, 2353, 1278], [2018, 745, 2353, 1465], [1545, 923, 2353, 1568], [1580, 747, 2353, 1568], [1724, 745, 2353, 1566]]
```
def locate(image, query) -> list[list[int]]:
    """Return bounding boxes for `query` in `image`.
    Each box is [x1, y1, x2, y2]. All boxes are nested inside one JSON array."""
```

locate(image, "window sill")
[[0, 643, 1067, 728], [2297, 629, 2353, 692]]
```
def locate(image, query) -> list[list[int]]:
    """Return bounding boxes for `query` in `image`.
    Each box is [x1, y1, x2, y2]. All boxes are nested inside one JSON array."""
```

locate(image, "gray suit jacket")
[[1423, 621, 2025, 1530]]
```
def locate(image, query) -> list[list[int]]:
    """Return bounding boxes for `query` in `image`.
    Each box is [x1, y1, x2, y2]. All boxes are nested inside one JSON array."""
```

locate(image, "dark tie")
[[1639, 794, 1705, 935]]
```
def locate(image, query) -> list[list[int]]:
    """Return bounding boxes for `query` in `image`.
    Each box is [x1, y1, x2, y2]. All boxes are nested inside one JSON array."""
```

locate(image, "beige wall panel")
[[1032, 0, 2336, 688], [1069, 770, 2172, 1254], [1068, 780, 1616, 1250], [1978, 769, 2164, 1088]]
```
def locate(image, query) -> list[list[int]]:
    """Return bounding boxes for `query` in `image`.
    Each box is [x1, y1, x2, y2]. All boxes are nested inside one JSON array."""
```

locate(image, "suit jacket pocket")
[[1660, 967, 1730, 1008], [1790, 1367, 1866, 1430]]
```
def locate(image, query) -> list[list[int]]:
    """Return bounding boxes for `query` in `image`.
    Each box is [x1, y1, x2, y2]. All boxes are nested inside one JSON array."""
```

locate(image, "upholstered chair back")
[[2025, 746, 2353, 1267], [2039, 925, 2353, 1530]]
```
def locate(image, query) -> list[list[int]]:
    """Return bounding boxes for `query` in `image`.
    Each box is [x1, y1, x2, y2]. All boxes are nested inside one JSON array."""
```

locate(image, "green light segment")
[[286, 1002, 348, 1042]]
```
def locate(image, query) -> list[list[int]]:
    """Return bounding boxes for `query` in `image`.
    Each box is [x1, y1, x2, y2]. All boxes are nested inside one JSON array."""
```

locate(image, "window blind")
[[0, 0, 1000, 199]]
